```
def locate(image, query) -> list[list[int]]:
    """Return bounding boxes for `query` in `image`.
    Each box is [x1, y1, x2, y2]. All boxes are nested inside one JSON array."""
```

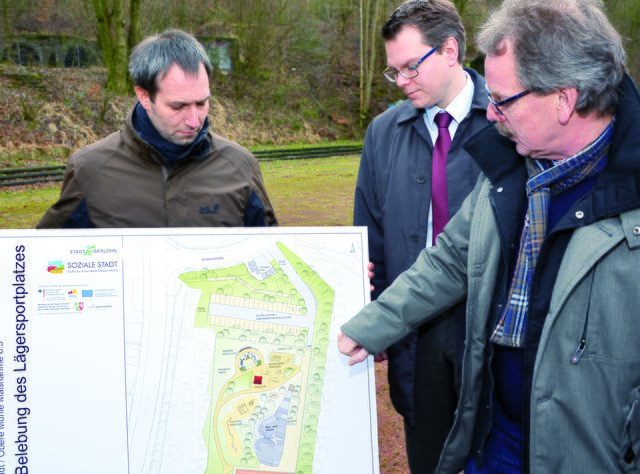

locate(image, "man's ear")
[[557, 87, 578, 124], [135, 86, 151, 111], [441, 36, 459, 67]]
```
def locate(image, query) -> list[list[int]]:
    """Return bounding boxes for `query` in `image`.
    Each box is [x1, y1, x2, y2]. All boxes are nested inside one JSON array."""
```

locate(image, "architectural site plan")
[[0, 227, 379, 474]]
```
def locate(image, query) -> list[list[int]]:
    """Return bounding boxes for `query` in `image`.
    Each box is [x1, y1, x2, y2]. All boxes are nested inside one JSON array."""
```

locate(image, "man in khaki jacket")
[[38, 29, 276, 229]]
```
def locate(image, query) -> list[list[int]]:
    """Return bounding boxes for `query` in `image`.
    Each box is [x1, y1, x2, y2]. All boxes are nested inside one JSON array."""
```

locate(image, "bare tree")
[[90, 0, 141, 94], [1, 0, 11, 37], [218, 0, 310, 100], [359, 0, 382, 124]]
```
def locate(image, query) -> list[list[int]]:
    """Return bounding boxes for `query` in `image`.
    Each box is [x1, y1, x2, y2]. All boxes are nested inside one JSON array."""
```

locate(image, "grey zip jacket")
[[342, 74, 640, 473]]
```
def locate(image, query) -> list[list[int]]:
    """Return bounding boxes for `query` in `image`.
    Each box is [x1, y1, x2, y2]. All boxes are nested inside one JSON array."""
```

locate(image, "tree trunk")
[[90, 0, 139, 94], [363, 0, 381, 121], [359, 0, 382, 126], [1, 0, 11, 38], [128, 0, 141, 53]]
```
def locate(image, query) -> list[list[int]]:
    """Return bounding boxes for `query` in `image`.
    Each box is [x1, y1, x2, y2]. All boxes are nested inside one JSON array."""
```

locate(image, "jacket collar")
[[122, 106, 213, 168], [463, 123, 522, 183], [131, 102, 211, 167], [587, 74, 640, 220], [122, 106, 168, 165], [395, 67, 489, 126]]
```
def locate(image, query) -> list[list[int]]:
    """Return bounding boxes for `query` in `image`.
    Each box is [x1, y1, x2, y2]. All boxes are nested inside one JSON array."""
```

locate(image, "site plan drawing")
[[0, 227, 379, 474]]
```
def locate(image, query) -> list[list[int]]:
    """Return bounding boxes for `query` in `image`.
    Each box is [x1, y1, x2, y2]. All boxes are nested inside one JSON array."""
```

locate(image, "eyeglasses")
[[485, 84, 531, 116], [383, 44, 441, 83]]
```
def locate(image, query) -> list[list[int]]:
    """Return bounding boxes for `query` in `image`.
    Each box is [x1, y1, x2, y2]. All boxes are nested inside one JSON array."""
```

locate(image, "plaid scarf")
[[491, 119, 614, 347]]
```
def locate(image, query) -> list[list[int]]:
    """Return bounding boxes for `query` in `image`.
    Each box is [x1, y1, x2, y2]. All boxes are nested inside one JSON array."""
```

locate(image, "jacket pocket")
[[620, 386, 640, 472]]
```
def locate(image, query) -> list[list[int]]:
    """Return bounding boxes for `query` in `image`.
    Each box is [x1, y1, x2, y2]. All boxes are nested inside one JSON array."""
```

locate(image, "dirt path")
[[376, 361, 410, 473]]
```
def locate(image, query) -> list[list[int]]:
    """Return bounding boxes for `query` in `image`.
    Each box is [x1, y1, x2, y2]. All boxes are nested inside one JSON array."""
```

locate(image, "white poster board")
[[0, 227, 378, 474]]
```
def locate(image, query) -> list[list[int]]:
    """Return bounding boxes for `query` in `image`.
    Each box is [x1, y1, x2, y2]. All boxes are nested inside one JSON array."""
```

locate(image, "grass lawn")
[[261, 156, 358, 226], [0, 156, 358, 228], [0, 154, 409, 473], [0, 185, 60, 228]]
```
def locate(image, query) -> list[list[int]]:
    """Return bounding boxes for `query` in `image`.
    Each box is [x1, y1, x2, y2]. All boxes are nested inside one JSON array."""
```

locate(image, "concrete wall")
[[0, 34, 237, 72], [0, 34, 100, 67]]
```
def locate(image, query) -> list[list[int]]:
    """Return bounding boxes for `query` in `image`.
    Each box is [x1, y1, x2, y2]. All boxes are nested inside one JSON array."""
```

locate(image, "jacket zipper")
[[488, 189, 511, 333], [570, 273, 593, 364], [570, 307, 589, 364], [571, 332, 587, 364]]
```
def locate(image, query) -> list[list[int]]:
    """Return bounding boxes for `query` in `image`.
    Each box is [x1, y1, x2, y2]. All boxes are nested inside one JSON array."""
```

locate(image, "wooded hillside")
[[1, 0, 640, 163]]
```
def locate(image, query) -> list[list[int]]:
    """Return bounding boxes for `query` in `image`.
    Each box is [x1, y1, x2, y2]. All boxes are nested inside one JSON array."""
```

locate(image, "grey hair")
[[477, 0, 626, 116], [382, 0, 466, 64], [128, 29, 213, 101]]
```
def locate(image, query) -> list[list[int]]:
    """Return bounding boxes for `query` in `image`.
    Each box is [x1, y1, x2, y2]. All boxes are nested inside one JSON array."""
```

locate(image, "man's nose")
[[396, 74, 411, 88], [486, 103, 504, 123], [185, 106, 201, 128]]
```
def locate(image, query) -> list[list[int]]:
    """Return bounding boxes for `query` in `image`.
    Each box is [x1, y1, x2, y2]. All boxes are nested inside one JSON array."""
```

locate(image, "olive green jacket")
[[37, 107, 277, 229]]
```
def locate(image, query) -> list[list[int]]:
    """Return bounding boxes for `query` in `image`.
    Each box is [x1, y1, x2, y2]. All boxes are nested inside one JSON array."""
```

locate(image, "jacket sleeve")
[[246, 158, 278, 227], [341, 177, 480, 354], [36, 157, 94, 229], [353, 125, 387, 299]]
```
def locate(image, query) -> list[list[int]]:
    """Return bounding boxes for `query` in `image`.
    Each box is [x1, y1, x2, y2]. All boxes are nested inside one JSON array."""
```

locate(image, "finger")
[[349, 347, 370, 365], [337, 331, 354, 355]]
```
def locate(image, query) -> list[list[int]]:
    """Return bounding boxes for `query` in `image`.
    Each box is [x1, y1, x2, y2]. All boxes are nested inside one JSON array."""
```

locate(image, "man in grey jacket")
[[341, 0, 640, 472], [354, 1, 487, 471], [38, 29, 277, 229]]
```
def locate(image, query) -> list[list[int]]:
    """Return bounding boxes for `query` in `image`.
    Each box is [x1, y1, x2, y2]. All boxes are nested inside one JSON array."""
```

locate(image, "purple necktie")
[[432, 111, 453, 246]]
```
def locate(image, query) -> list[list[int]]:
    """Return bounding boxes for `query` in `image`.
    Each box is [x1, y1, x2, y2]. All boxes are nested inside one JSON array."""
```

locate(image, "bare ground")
[[376, 362, 410, 473]]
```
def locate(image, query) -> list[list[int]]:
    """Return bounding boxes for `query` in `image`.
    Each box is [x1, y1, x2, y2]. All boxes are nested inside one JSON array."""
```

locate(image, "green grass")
[[0, 155, 360, 229], [0, 145, 73, 168], [0, 185, 61, 228], [261, 155, 358, 226]]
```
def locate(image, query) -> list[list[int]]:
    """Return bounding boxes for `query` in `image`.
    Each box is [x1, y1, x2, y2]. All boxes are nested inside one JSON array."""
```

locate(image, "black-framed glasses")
[[383, 44, 441, 83], [485, 84, 531, 116]]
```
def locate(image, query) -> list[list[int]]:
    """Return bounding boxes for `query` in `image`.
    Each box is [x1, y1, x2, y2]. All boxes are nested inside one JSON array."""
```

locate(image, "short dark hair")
[[129, 29, 213, 101], [382, 0, 466, 64]]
